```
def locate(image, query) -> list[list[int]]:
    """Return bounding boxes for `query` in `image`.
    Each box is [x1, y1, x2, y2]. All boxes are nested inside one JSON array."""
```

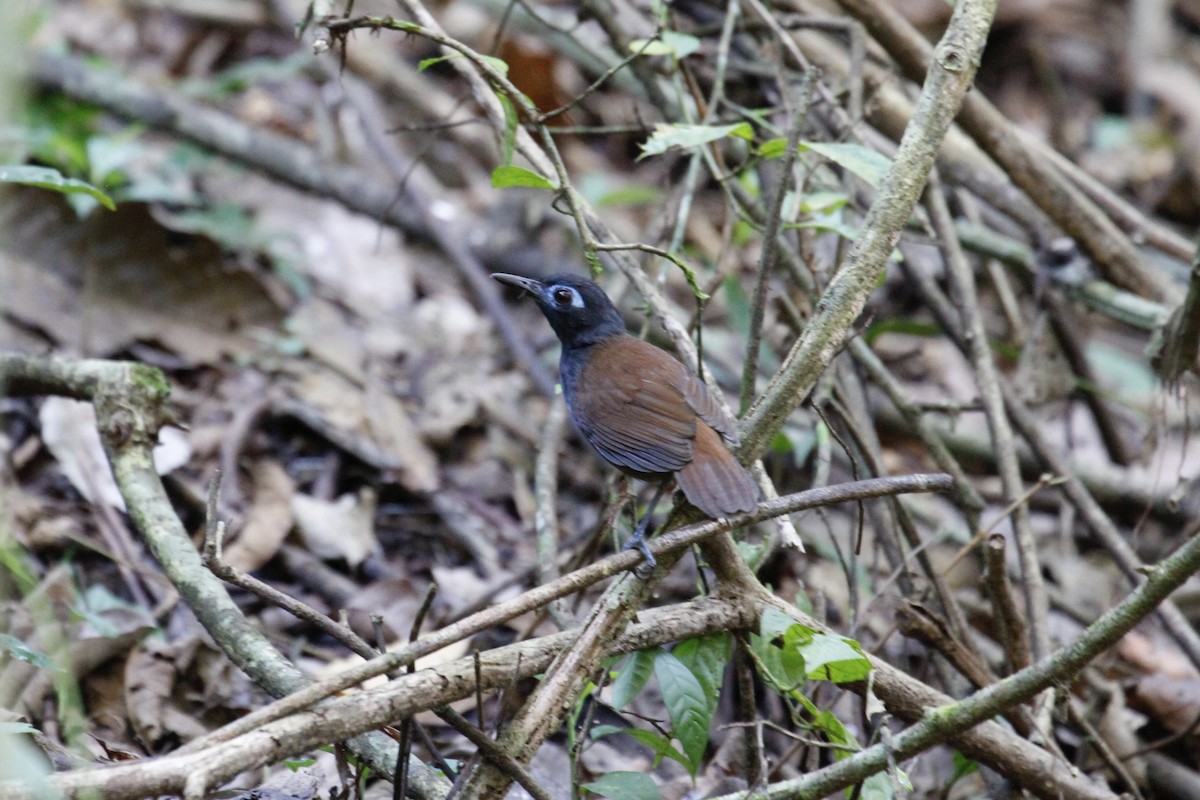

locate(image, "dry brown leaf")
[[223, 459, 295, 572], [364, 367, 440, 493], [125, 641, 209, 747], [284, 365, 440, 491], [1119, 629, 1200, 680], [0, 198, 281, 362], [289, 297, 369, 386], [1132, 674, 1200, 736], [39, 398, 124, 508], [39, 398, 193, 511], [292, 488, 378, 567]]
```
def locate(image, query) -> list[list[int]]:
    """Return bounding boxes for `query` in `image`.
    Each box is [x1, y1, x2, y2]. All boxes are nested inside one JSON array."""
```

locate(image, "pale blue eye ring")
[[551, 286, 584, 308]]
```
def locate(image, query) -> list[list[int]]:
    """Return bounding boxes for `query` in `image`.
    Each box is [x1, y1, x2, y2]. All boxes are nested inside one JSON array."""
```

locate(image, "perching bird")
[[493, 273, 757, 566]]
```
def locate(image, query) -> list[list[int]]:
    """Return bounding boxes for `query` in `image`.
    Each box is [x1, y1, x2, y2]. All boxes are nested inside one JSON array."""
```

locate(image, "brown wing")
[[572, 339, 698, 475], [675, 370, 742, 447]]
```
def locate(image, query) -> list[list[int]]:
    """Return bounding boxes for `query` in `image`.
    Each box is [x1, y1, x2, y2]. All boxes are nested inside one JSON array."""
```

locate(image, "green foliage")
[[639, 122, 753, 159], [653, 650, 711, 773], [583, 771, 660, 800], [629, 31, 701, 59], [491, 165, 556, 190], [591, 725, 689, 770], [418, 53, 509, 76], [758, 140, 891, 187], [0, 165, 114, 210], [748, 609, 907, 795], [0, 633, 54, 670], [610, 649, 656, 710], [755, 607, 872, 687], [950, 750, 980, 787], [597, 638, 730, 779], [671, 633, 728, 713]]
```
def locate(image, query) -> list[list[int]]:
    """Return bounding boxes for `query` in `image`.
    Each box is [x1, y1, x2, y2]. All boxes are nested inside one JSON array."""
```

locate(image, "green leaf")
[[760, 607, 797, 641], [0, 165, 115, 210], [604, 727, 690, 768], [418, 53, 509, 75], [855, 771, 895, 799], [629, 31, 701, 59], [805, 703, 855, 750], [639, 122, 754, 159], [596, 184, 663, 207], [673, 633, 728, 716], [611, 649, 656, 710], [863, 318, 943, 344], [756, 610, 873, 689], [497, 92, 518, 166], [589, 724, 625, 740], [583, 772, 660, 800], [0, 634, 54, 670], [654, 650, 710, 774], [801, 633, 871, 683], [0, 721, 38, 736], [800, 190, 849, 214], [948, 750, 979, 786], [800, 141, 891, 187], [757, 137, 788, 159], [491, 165, 556, 190]]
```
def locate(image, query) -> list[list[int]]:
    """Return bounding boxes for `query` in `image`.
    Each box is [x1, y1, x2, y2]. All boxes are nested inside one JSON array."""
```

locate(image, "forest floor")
[[3, 0, 1200, 798]]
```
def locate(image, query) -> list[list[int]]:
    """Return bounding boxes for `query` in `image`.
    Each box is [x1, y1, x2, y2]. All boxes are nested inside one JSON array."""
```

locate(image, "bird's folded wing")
[[573, 341, 697, 474]]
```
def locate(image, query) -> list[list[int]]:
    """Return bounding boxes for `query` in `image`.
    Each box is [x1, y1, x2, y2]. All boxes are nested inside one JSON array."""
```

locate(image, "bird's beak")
[[491, 273, 544, 297]]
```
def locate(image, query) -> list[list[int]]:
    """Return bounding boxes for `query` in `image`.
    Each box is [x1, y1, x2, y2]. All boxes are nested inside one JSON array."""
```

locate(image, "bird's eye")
[[552, 287, 580, 307]]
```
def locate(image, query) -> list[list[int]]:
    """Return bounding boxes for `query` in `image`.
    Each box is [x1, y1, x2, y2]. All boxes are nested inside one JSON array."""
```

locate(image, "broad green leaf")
[[584, 772, 660, 800], [801, 141, 890, 187], [856, 771, 895, 799], [639, 122, 753, 159], [590, 724, 625, 740], [0, 721, 38, 735], [0, 165, 115, 210], [611, 649, 656, 710], [800, 190, 849, 214], [491, 165, 556, 190], [673, 633, 728, 715], [807, 705, 855, 750], [654, 650, 710, 773], [757, 137, 789, 159], [605, 727, 689, 769], [760, 607, 797, 641], [629, 31, 701, 59], [801, 633, 871, 683]]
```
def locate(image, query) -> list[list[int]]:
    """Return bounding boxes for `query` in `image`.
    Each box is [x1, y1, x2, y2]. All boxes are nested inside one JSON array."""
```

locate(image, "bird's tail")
[[677, 423, 758, 519]]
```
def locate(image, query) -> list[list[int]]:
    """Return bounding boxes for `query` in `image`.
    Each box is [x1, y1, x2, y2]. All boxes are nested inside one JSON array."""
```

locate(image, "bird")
[[492, 272, 758, 567]]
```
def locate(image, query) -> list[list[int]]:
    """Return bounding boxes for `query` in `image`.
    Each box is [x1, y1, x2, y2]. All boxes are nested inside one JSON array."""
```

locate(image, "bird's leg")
[[624, 480, 671, 568]]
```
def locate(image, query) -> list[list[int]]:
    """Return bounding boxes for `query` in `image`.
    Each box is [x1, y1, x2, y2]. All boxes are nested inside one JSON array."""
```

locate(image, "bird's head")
[[492, 273, 626, 348]]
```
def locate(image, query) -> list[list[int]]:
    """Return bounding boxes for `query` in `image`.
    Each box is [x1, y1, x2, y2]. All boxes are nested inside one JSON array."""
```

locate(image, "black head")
[[492, 273, 626, 349]]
